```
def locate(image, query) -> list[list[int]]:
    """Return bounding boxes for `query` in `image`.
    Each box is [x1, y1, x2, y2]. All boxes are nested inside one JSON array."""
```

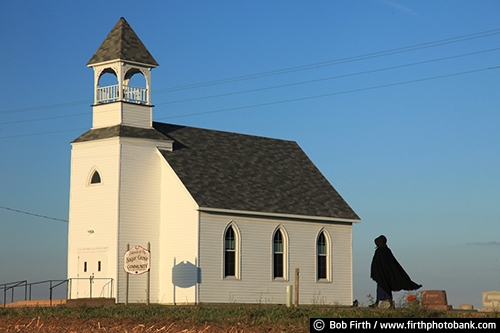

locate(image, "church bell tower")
[[67, 18, 165, 303], [87, 17, 159, 129]]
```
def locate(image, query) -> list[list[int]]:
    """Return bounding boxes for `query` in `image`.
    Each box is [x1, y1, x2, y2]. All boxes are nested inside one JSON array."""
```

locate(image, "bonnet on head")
[[375, 235, 387, 247]]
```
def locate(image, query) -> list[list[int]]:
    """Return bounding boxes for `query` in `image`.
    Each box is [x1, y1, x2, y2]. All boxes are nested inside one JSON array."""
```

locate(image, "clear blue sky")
[[1, 1, 499, 309]]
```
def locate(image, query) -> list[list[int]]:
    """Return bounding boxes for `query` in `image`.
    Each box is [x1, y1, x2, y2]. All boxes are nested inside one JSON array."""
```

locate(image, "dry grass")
[[0, 304, 498, 333], [0, 317, 257, 333]]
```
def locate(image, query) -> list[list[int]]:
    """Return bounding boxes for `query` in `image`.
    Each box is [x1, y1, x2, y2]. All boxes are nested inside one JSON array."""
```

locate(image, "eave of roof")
[[71, 125, 172, 143], [198, 207, 361, 223]]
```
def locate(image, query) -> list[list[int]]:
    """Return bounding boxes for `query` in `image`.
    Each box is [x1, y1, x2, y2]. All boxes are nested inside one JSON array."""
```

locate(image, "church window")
[[224, 226, 236, 277], [273, 229, 285, 279], [317, 231, 329, 281], [90, 170, 101, 184]]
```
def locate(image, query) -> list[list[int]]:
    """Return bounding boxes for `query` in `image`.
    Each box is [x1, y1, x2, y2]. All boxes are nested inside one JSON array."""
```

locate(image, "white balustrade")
[[124, 85, 147, 104], [96, 85, 147, 104]]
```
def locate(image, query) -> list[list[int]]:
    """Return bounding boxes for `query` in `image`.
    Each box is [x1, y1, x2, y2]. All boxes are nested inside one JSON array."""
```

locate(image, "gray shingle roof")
[[72, 125, 171, 143], [87, 17, 159, 67], [71, 122, 359, 220], [153, 122, 360, 221]]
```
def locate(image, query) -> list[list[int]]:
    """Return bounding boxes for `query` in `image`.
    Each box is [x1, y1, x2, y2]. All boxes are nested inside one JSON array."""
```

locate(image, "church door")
[[75, 250, 110, 298]]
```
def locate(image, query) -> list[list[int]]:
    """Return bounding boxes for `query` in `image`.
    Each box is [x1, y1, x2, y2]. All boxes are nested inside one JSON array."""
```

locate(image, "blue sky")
[[1, 1, 499, 309]]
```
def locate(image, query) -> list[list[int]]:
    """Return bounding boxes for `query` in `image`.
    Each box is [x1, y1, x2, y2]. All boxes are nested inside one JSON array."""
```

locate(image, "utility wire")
[[152, 28, 500, 93], [0, 205, 68, 223], [1, 47, 499, 126], [0, 128, 88, 139], [155, 47, 500, 106], [155, 67, 496, 119], [0, 65, 497, 139], [1, 27, 500, 116], [0, 112, 88, 125], [0, 100, 91, 116]]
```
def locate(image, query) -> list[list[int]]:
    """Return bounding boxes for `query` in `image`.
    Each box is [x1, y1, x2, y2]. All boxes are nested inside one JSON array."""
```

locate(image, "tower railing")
[[124, 85, 147, 104], [97, 84, 119, 103], [97, 84, 147, 105]]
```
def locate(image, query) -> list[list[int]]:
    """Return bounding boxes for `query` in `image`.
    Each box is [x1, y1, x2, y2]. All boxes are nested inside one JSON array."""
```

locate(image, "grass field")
[[1, 304, 499, 332]]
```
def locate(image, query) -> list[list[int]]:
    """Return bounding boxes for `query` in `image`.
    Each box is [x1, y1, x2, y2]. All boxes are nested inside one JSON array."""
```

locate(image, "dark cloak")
[[370, 236, 421, 296]]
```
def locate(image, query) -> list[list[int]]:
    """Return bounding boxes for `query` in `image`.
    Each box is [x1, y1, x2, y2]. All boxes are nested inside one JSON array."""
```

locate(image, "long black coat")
[[370, 245, 421, 295]]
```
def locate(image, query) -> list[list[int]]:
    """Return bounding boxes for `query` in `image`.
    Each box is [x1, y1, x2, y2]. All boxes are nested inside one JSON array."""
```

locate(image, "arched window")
[[98, 69, 118, 86], [273, 229, 284, 278], [90, 170, 101, 184], [317, 231, 329, 281], [124, 68, 148, 104], [224, 224, 239, 278], [97, 69, 119, 104]]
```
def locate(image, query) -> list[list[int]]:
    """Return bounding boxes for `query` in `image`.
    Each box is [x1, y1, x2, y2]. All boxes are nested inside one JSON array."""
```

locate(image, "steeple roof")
[[87, 17, 158, 67]]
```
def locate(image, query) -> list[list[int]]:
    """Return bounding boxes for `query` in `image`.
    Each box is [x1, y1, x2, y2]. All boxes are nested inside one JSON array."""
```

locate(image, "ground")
[[0, 317, 301, 333]]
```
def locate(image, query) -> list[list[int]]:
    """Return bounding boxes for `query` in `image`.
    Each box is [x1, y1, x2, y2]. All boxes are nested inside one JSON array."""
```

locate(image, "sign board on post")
[[124, 245, 150, 275]]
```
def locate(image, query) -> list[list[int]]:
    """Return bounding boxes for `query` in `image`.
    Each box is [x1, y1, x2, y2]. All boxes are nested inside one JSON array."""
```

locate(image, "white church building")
[[67, 17, 360, 305]]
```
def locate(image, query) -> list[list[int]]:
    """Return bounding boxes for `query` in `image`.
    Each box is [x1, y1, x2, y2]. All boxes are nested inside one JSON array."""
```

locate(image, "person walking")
[[370, 235, 422, 308]]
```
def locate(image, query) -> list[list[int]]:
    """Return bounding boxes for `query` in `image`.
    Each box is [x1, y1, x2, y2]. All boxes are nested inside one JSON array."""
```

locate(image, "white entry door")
[[76, 250, 110, 298]]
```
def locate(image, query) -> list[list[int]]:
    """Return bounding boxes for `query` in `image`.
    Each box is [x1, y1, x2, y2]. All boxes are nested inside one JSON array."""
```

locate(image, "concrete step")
[[4, 299, 66, 307], [3, 298, 116, 307]]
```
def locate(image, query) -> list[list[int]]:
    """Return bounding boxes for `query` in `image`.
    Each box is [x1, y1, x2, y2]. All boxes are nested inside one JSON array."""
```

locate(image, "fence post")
[[294, 268, 299, 307], [89, 274, 94, 299], [286, 285, 293, 307]]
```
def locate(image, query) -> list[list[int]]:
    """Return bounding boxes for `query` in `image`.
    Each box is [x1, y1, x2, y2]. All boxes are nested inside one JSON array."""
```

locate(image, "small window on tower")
[[83, 262, 88, 272], [98, 261, 102, 272], [90, 171, 101, 184]]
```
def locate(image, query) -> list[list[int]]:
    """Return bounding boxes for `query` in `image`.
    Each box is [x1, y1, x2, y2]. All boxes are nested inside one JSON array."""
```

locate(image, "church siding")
[[330, 225, 354, 303], [121, 103, 152, 128], [92, 103, 122, 129], [92, 103, 152, 129], [115, 138, 161, 303], [198, 212, 353, 305], [158, 155, 199, 304], [68, 139, 121, 299]]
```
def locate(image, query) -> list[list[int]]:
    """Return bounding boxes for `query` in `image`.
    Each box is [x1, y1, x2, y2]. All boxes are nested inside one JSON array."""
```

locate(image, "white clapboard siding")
[[115, 138, 162, 304], [157, 154, 199, 304], [198, 212, 353, 305], [68, 138, 121, 299], [121, 103, 152, 128], [68, 137, 163, 303], [92, 103, 152, 129]]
